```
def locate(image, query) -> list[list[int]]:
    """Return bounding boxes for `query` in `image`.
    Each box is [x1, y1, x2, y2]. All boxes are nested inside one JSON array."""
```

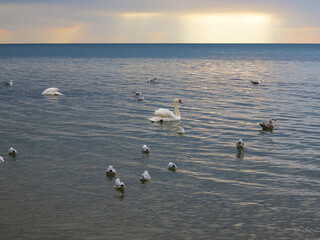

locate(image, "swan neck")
[[174, 101, 180, 117]]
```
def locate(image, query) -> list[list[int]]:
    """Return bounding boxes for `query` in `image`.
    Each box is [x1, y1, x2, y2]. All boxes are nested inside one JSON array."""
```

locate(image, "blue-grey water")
[[1, 44, 320, 239]]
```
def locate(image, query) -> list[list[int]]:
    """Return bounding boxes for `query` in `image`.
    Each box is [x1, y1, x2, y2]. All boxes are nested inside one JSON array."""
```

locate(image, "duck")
[[149, 98, 183, 122], [141, 145, 150, 153], [167, 162, 177, 171], [236, 139, 244, 149], [114, 178, 125, 191], [0, 156, 4, 164], [140, 170, 151, 182], [260, 118, 276, 131], [251, 80, 262, 85], [177, 127, 185, 134], [106, 165, 116, 178], [42, 87, 63, 96], [8, 147, 17, 157]]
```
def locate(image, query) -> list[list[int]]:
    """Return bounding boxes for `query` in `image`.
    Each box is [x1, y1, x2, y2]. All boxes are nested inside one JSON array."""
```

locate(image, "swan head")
[[174, 98, 183, 104]]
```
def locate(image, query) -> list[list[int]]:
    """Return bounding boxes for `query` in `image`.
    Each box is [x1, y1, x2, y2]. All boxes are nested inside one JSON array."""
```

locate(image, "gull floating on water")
[[251, 80, 262, 85], [236, 139, 244, 149], [260, 118, 276, 131], [133, 91, 143, 96], [147, 77, 157, 83], [178, 127, 185, 134], [3, 80, 13, 86], [140, 170, 151, 182], [42, 87, 63, 96], [141, 145, 150, 153], [167, 162, 177, 171], [0, 156, 4, 164], [8, 147, 17, 157], [106, 165, 116, 178], [137, 96, 145, 101], [114, 178, 125, 191]]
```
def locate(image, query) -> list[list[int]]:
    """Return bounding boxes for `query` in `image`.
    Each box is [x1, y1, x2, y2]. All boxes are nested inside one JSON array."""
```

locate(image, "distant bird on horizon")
[[260, 118, 277, 131]]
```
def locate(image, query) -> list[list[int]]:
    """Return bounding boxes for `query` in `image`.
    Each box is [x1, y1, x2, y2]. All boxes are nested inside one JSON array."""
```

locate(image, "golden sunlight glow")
[[181, 13, 274, 43], [119, 12, 159, 18], [42, 24, 85, 43]]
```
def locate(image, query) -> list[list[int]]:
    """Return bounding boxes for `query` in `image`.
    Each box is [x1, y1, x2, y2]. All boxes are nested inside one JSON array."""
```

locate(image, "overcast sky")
[[1, 0, 319, 43]]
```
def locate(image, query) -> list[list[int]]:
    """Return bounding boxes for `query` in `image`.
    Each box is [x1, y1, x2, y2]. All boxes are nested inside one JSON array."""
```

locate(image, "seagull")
[[106, 165, 116, 178], [260, 118, 276, 131], [251, 80, 262, 85], [0, 156, 4, 164], [167, 162, 177, 171], [137, 96, 145, 101], [141, 145, 150, 153], [147, 77, 157, 83], [3, 80, 13, 86], [140, 170, 151, 181], [114, 178, 125, 191], [236, 139, 244, 149], [178, 127, 185, 134], [42, 87, 63, 96], [8, 147, 17, 157]]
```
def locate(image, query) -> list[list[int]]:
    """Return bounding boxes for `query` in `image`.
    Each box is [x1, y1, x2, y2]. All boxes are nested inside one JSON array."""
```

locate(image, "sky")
[[0, 0, 320, 43]]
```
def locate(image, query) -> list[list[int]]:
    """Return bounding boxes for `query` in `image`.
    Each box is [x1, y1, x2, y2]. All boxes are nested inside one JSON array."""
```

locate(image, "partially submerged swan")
[[42, 87, 63, 96], [167, 162, 177, 171], [8, 147, 17, 157], [149, 98, 183, 122], [260, 118, 276, 131], [140, 170, 151, 182]]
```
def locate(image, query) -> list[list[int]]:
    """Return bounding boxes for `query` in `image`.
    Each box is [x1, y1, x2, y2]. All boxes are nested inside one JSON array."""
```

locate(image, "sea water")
[[1, 44, 320, 239]]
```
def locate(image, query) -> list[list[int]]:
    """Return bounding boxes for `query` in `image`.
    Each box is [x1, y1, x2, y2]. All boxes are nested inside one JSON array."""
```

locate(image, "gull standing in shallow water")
[[140, 170, 151, 182], [260, 118, 277, 131]]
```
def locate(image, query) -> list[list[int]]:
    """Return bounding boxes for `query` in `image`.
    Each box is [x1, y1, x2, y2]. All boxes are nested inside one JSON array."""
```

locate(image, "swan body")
[[141, 145, 150, 153], [167, 162, 177, 171], [178, 127, 185, 134], [260, 118, 276, 131], [0, 156, 4, 164], [140, 170, 151, 181], [8, 147, 17, 157], [114, 178, 125, 191], [236, 139, 244, 149], [149, 98, 183, 122], [106, 165, 116, 177], [42, 87, 63, 96], [251, 80, 261, 85]]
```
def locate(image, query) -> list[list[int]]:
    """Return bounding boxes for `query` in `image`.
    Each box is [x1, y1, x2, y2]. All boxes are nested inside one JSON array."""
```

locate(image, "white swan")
[[0, 156, 4, 164], [149, 98, 183, 122], [141, 145, 150, 153], [42, 87, 63, 96], [8, 147, 17, 157], [140, 170, 151, 181], [167, 162, 177, 171], [114, 178, 125, 191], [106, 165, 116, 177], [236, 139, 244, 149]]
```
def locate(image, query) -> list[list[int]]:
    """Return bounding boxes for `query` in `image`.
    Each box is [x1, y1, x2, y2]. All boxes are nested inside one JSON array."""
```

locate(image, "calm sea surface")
[[1, 44, 320, 239]]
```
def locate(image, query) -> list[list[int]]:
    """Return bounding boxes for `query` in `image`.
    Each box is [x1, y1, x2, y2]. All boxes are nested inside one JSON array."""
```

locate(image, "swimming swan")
[[42, 87, 63, 96], [149, 98, 183, 122]]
